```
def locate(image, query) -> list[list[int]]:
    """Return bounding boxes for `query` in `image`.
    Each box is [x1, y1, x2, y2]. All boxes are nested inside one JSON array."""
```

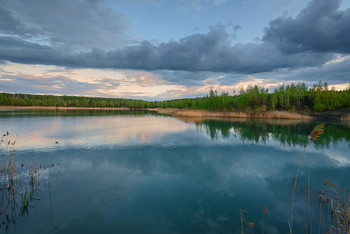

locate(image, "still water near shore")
[[1, 109, 349, 233]]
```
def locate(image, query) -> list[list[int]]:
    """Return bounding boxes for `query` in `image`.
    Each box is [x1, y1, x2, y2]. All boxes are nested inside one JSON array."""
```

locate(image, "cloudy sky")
[[0, 0, 349, 100]]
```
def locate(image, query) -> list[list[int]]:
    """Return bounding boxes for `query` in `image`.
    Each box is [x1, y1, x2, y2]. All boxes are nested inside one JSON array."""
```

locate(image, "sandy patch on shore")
[[152, 108, 312, 120]]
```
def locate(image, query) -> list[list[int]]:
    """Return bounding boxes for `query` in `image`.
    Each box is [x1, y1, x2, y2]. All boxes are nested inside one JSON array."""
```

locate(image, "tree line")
[[1, 81, 349, 112], [157, 81, 350, 112]]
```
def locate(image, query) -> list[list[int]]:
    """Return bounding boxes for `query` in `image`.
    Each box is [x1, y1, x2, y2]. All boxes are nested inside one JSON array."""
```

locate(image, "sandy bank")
[[152, 108, 313, 120], [342, 114, 350, 121]]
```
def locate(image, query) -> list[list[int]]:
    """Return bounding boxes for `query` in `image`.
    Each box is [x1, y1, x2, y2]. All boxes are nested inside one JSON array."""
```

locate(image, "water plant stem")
[[290, 143, 308, 234]]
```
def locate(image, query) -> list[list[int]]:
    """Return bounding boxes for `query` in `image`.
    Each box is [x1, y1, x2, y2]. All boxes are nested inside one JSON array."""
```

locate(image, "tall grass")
[[0, 131, 57, 232], [0, 131, 19, 231], [289, 123, 324, 234], [317, 180, 350, 233], [0, 131, 17, 189]]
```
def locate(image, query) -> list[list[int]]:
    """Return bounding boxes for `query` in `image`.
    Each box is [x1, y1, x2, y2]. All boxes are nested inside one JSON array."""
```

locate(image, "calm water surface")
[[0, 109, 349, 233]]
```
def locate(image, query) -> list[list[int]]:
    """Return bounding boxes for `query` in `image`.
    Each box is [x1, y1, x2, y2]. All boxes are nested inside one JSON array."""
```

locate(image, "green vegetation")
[[0, 81, 350, 113], [158, 81, 350, 112], [0, 109, 162, 118], [196, 120, 350, 147], [0, 92, 154, 109]]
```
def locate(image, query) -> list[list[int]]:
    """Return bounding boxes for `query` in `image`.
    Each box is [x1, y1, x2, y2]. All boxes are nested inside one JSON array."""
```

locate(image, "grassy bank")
[[154, 108, 312, 120]]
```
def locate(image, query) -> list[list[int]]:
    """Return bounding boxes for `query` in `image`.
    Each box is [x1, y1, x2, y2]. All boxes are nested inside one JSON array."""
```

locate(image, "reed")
[[0, 131, 57, 232], [289, 123, 324, 234], [240, 208, 244, 234], [30, 159, 34, 185], [318, 182, 350, 233], [262, 204, 268, 234]]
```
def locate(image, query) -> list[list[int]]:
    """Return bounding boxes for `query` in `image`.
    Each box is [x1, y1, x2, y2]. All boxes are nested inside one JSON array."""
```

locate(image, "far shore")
[[0, 106, 131, 110], [0, 105, 313, 119], [2, 106, 349, 121], [152, 108, 313, 120]]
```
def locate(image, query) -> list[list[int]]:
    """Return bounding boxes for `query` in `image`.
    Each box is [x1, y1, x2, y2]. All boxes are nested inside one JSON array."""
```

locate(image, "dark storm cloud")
[[263, 0, 350, 53], [153, 71, 217, 85], [274, 56, 350, 83], [0, 25, 334, 73], [0, 0, 128, 50], [0, 0, 348, 75], [0, 5, 30, 36], [153, 70, 245, 86], [102, 25, 331, 73], [0, 36, 64, 65]]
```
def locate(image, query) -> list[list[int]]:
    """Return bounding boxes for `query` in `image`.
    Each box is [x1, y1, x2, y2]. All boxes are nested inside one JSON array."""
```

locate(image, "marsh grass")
[[317, 181, 350, 233], [0, 131, 57, 232], [0, 131, 21, 231]]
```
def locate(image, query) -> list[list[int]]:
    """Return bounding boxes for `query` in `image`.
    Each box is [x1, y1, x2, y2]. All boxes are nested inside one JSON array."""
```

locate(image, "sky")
[[0, 0, 349, 100]]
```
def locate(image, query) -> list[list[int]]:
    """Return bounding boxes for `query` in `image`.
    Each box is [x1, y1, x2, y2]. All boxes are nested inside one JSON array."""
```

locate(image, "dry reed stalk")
[[37, 160, 40, 185], [30, 159, 34, 185], [308, 169, 313, 234], [304, 170, 310, 233], [310, 124, 324, 141], [262, 204, 268, 234], [289, 123, 324, 234], [14, 157, 17, 188], [337, 193, 341, 234], [310, 207, 315, 234], [247, 222, 254, 228], [240, 208, 244, 234], [319, 198, 323, 234]]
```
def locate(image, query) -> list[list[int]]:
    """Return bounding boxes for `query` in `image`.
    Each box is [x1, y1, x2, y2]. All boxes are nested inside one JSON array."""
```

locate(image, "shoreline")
[[152, 108, 313, 120], [1, 106, 312, 120], [1, 106, 349, 121], [0, 106, 132, 110]]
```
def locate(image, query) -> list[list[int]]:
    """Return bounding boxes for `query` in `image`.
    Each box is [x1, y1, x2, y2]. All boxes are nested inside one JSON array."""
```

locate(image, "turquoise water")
[[0, 109, 349, 233]]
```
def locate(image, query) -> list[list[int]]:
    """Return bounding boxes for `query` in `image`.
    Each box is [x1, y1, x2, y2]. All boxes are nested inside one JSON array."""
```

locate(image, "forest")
[[1, 81, 349, 113]]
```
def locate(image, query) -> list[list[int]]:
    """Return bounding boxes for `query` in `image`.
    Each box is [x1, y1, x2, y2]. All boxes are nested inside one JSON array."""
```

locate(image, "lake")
[[1, 109, 349, 233]]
